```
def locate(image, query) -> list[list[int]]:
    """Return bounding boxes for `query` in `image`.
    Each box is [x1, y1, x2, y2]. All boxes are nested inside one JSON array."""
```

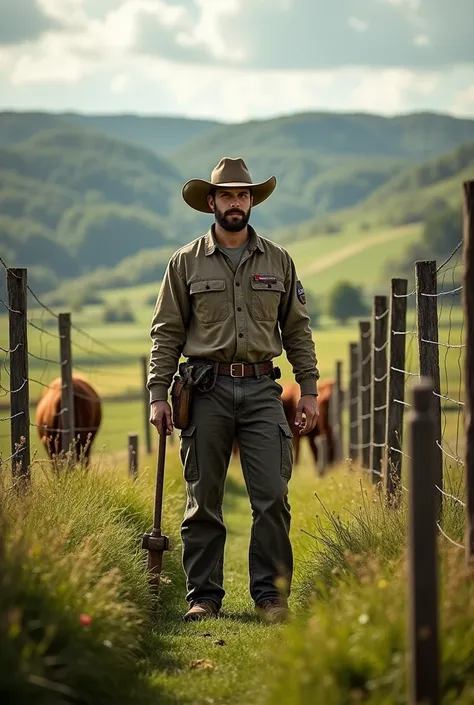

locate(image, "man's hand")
[[294, 394, 319, 435], [150, 401, 173, 436]]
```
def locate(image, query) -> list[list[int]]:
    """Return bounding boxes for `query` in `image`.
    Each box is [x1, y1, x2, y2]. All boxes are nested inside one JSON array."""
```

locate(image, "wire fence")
[[0, 258, 140, 481], [335, 186, 473, 568], [342, 245, 466, 546]]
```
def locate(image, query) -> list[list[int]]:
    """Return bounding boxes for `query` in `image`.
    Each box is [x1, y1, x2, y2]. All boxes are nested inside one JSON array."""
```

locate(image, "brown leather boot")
[[184, 600, 220, 622], [255, 598, 290, 624]]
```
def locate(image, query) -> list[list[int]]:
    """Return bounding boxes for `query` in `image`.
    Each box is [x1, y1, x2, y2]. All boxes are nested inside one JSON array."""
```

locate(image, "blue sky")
[[0, 0, 473, 121]]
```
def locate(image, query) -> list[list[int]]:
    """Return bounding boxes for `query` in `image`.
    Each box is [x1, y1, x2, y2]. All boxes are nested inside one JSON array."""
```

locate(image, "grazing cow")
[[35, 374, 102, 466], [231, 378, 336, 472], [281, 379, 335, 470]]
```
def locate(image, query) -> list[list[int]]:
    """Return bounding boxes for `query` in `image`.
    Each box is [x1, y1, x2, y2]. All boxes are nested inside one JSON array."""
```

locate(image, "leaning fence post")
[[348, 342, 359, 462], [59, 313, 75, 460], [359, 320, 371, 469], [371, 295, 389, 484], [463, 180, 474, 565], [128, 433, 139, 479], [384, 278, 408, 505], [141, 355, 153, 455], [407, 378, 440, 705], [415, 261, 442, 518], [7, 267, 31, 484]]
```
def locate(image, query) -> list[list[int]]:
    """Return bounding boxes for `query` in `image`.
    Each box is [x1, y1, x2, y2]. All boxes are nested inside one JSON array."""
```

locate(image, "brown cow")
[[231, 379, 335, 472], [35, 374, 102, 467], [281, 380, 335, 470]]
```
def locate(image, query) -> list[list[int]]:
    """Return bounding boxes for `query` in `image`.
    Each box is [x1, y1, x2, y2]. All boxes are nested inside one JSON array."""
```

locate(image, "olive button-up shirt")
[[147, 226, 319, 402]]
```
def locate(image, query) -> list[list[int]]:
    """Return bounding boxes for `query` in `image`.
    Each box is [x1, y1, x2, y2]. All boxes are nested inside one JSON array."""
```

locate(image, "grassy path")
[[140, 444, 354, 705], [298, 225, 417, 277]]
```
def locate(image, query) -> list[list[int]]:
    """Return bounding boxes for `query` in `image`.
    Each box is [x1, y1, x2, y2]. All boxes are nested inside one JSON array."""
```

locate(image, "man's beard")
[[215, 206, 251, 232]]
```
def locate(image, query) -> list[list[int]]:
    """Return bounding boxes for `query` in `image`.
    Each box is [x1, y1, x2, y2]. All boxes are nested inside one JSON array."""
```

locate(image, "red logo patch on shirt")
[[253, 274, 278, 284]]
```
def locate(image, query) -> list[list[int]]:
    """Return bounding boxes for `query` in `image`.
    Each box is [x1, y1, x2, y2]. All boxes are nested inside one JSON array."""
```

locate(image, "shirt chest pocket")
[[189, 279, 229, 324], [250, 277, 286, 322]]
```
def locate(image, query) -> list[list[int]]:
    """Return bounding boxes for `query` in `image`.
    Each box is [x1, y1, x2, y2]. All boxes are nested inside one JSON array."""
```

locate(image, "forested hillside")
[[1, 109, 473, 300], [278, 140, 474, 241]]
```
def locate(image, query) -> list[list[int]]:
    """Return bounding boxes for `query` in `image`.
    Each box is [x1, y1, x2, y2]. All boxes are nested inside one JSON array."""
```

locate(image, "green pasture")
[[0, 295, 465, 467], [288, 223, 422, 294], [1, 413, 471, 703]]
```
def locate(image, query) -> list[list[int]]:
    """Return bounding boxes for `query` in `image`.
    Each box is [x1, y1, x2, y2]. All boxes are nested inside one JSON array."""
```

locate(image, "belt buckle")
[[230, 363, 245, 378]]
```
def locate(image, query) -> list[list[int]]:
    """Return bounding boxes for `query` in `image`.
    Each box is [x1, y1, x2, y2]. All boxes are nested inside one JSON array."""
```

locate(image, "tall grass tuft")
[[267, 480, 473, 704], [0, 456, 181, 704]]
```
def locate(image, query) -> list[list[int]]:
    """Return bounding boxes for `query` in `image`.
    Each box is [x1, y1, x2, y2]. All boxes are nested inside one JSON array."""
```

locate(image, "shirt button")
[[236, 282, 240, 287], [238, 333, 243, 338], [206, 285, 210, 290], [237, 307, 242, 312]]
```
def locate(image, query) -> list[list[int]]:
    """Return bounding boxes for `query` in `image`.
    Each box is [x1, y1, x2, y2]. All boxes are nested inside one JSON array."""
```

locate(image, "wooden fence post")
[[59, 313, 75, 459], [407, 378, 440, 705], [330, 360, 343, 463], [348, 342, 359, 462], [316, 435, 327, 476], [141, 355, 152, 455], [463, 180, 474, 565], [384, 278, 408, 504], [128, 433, 139, 479], [336, 360, 343, 462], [359, 320, 371, 469], [415, 261, 442, 517], [7, 267, 30, 484], [371, 295, 389, 484]]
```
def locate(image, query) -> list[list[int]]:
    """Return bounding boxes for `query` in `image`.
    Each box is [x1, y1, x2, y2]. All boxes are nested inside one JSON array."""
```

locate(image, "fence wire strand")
[[0, 257, 135, 467]]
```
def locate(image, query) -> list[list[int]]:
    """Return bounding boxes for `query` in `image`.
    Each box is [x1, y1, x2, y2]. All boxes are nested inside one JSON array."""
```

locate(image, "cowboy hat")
[[182, 157, 277, 213]]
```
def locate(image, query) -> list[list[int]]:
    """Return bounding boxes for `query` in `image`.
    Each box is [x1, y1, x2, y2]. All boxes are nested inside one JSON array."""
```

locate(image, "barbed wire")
[[0, 257, 138, 468], [435, 242, 465, 506], [0, 256, 123, 357], [437, 522, 464, 550]]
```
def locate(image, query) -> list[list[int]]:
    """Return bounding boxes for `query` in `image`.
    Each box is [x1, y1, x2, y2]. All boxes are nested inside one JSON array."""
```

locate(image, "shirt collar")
[[204, 224, 264, 256]]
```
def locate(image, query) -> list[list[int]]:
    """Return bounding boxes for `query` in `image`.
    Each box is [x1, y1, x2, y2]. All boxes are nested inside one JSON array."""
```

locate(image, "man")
[[147, 157, 320, 624]]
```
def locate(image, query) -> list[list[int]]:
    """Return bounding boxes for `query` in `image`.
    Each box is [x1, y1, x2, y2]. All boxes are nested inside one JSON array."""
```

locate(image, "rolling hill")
[[1, 108, 474, 303], [276, 140, 474, 242], [0, 111, 221, 156]]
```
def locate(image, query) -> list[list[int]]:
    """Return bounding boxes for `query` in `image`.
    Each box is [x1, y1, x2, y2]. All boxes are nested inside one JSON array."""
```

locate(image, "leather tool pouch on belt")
[[170, 376, 192, 430], [170, 362, 216, 430]]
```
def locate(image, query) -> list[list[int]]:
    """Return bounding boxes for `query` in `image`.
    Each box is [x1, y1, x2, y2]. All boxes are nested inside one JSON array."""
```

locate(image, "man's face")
[[208, 188, 252, 232]]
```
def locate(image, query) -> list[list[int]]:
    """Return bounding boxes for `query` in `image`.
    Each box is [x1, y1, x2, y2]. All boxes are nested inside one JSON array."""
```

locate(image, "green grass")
[[288, 224, 422, 295], [0, 225, 469, 703], [1, 435, 471, 704]]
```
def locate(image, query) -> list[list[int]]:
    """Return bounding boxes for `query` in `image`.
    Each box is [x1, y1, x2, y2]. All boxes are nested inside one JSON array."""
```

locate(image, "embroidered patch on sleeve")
[[296, 280, 306, 305]]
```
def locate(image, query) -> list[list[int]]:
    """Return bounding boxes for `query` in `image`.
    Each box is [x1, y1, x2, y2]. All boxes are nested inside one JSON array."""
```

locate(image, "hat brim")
[[182, 176, 277, 213]]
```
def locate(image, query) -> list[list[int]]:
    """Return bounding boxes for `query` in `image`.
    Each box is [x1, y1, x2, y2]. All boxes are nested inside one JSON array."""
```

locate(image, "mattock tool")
[[141, 418, 170, 595]]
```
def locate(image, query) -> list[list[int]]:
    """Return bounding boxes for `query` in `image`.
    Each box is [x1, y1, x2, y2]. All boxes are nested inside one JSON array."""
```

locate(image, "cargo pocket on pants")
[[180, 424, 199, 482], [279, 422, 294, 480]]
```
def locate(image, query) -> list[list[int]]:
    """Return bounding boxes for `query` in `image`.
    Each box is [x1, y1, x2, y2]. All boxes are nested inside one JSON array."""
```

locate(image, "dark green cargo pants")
[[179, 371, 294, 609]]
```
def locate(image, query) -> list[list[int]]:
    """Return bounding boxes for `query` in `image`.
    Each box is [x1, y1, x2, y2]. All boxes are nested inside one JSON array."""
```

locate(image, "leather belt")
[[216, 361, 274, 378]]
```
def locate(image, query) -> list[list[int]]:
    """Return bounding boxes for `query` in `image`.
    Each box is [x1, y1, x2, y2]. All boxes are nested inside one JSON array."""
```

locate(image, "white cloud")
[[382, 0, 420, 9], [9, 34, 96, 84], [351, 68, 436, 114], [143, 60, 336, 122], [175, 0, 245, 62], [452, 84, 474, 116], [414, 34, 431, 47], [0, 0, 473, 120], [110, 72, 128, 94], [349, 16, 369, 32], [37, 0, 89, 28]]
